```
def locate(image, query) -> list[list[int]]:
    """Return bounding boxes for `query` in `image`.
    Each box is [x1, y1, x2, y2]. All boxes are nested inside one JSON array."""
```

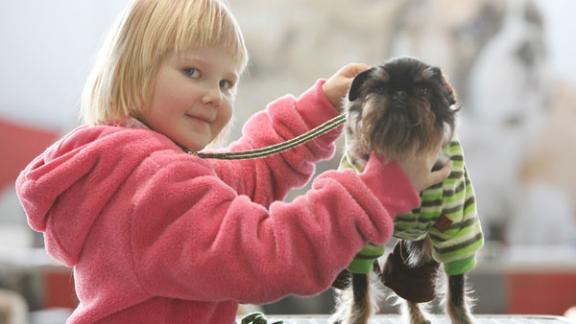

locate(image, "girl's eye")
[[219, 79, 234, 91], [184, 67, 201, 79]]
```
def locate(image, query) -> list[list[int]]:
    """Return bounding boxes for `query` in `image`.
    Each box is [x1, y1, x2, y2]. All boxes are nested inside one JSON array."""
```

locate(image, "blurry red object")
[[0, 118, 59, 192]]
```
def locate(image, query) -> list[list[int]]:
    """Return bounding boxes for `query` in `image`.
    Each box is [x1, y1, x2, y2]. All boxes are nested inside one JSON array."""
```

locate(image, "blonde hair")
[[81, 0, 248, 126]]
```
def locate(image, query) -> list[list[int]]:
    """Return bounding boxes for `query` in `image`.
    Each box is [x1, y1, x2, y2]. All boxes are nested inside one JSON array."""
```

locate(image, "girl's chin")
[[179, 143, 206, 153], [174, 128, 213, 152], [180, 138, 211, 152]]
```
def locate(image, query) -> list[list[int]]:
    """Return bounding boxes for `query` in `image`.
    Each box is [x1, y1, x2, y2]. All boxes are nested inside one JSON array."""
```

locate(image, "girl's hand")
[[323, 63, 371, 110], [393, 142, 452, 192], [395, 153, 451, 192]]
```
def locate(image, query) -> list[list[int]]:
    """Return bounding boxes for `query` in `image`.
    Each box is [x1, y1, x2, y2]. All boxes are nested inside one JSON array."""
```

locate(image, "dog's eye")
[[416, 86, 430, 96], [375, 86, 387, 94]]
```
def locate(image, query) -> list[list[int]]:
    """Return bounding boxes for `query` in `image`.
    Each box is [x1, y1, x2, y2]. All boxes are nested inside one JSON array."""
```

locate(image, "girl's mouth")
[[186, 113, 212, 124]]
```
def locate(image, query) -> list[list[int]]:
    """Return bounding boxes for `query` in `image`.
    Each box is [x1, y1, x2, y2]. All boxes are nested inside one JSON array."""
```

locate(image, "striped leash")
[[193, 113, 346, 160]]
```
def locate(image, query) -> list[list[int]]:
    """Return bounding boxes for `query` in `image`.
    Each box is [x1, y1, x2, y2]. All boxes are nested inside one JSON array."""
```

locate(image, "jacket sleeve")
[[209, 80, 342, 207], [128, 150, 419, 305]]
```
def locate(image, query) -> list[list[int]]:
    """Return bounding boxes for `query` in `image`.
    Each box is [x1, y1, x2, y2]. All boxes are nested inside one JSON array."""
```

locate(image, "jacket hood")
[[15, 125, 176, 266]]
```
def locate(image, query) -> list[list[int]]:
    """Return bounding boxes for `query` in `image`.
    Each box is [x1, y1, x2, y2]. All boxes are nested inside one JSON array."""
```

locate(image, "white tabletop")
[[257, 314, 572, 324]]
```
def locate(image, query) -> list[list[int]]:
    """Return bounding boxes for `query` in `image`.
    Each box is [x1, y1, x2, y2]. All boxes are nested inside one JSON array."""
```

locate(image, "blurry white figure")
[[389, 0, 558, 242], [463, 0, 550, 241], [508, 182, 576, 245]]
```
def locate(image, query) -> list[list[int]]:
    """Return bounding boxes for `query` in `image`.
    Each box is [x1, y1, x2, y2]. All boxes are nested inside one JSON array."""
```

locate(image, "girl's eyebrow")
[[174, 54, 208, 66]]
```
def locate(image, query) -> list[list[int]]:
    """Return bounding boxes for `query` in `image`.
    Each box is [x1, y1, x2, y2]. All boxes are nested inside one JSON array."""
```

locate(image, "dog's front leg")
[[446, 274, 474, 324]]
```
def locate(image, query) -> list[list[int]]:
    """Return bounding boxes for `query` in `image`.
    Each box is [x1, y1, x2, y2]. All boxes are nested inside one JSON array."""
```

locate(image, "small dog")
[[330, 57, 483, 324]]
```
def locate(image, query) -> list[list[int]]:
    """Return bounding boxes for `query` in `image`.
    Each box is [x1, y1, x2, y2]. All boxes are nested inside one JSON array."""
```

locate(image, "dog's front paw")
[[448, 313, 474, 324], [409, 318, 431, 324]]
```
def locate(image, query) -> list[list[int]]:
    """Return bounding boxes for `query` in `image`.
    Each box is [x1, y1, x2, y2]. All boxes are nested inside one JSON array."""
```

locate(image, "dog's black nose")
[[393, 90, 408, 103], [396, 90, 407, 97]]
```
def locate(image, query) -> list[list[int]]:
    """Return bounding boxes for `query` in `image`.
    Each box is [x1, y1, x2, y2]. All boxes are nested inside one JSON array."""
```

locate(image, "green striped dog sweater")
[[340, 139, 484, 276]]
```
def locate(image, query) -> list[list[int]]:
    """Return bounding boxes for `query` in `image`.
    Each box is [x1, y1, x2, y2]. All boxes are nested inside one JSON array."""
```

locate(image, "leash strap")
[[194, 113, 346, 160]]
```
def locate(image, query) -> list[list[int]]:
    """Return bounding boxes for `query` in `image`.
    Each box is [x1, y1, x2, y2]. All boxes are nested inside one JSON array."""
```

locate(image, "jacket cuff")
[[347, 244, 386, 274]]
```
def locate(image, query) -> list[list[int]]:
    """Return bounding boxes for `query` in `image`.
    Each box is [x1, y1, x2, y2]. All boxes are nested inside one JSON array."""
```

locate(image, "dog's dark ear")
[[439, 72, 457, 106], [426, 66, 457, 106], [348, 67, 376, 101]]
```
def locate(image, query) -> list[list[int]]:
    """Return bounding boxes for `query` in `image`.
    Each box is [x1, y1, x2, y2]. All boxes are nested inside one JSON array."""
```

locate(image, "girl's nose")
[[201, 84, 222, 106]]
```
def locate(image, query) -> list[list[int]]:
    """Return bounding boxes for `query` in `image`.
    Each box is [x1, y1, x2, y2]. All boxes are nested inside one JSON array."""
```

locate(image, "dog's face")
[[344, 57, 458, 163]]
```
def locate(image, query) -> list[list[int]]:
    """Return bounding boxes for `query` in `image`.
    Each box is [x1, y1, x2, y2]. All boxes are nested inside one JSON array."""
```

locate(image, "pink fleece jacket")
[[15, 80, 419, 324]]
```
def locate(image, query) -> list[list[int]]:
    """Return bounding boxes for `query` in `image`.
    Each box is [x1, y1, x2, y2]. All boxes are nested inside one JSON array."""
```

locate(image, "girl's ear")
[[348, 67, 376, 101]]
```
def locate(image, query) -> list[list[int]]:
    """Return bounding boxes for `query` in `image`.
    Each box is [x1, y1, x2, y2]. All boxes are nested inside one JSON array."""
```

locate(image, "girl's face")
[[140, 46, 239, 152]]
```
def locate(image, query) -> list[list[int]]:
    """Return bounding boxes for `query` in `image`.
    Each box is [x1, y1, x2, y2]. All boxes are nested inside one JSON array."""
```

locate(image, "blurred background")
[[0, 0, 575, 323]]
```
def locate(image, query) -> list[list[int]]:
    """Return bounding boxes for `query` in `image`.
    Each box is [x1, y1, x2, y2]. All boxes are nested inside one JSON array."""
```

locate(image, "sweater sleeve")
[[209, 80, 342, 207], [128, 151, 419, 305], [428, 142, 484, 275]]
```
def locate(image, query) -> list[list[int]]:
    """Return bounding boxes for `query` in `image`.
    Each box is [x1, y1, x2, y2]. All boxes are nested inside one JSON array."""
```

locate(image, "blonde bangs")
[[188, 4, 248, 70], [148, 0, 248, 72]]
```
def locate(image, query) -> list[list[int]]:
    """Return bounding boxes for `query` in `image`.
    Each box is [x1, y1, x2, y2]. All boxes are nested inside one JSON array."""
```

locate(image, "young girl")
[[16, 0, 450, 323]]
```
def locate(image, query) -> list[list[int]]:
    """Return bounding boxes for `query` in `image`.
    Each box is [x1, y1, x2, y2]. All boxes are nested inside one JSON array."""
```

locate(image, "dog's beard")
[[347, 96, 450, 164], [364, 96, 444, 158]]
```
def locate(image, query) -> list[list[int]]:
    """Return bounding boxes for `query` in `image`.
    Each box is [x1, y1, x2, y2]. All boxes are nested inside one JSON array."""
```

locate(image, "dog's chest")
[[341, 141, 473, 243]]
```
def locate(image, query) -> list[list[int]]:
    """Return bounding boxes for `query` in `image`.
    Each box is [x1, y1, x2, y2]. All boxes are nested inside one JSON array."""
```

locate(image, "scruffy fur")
[[331, 57, 474, 324]]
